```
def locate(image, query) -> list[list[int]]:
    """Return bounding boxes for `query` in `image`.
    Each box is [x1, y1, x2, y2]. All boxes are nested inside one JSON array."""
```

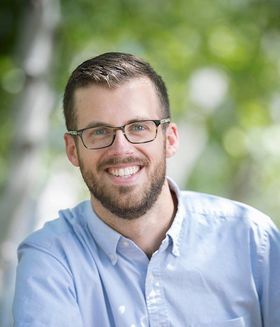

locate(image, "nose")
[[110, 129, 133, 153]]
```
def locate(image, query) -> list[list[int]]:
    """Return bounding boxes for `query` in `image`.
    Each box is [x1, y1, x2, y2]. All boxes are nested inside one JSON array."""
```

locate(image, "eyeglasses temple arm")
[[67, 131, 79, 136], [160, 118, 171, 124]]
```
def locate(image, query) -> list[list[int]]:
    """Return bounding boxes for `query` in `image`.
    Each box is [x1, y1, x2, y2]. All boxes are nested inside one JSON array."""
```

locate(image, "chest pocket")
[[191, 316, 245, 327]]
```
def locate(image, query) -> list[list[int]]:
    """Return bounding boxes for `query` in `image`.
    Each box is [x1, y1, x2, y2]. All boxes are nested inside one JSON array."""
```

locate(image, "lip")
[[98, 155, 149, 186], [105, 164, 144, 185], [107, 165, 140, 177]]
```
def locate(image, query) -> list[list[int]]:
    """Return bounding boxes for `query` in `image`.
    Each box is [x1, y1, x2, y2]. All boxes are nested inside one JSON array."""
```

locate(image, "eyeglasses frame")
[[67, 118, 171, 150]]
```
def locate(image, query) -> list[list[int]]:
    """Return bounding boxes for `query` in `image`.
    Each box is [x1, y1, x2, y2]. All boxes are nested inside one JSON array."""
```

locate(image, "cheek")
[[76, 147, 97, 171], [147, 140, 166, 164], [140, 142, 164, 162]]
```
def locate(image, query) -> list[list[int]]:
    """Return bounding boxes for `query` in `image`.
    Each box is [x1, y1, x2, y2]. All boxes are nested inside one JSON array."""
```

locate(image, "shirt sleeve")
[[13, 242, 84, 327], [257, 222, 280, 327]]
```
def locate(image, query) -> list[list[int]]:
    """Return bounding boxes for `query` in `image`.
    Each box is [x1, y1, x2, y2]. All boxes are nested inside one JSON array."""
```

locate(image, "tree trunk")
[[0, 1, 60, 325]]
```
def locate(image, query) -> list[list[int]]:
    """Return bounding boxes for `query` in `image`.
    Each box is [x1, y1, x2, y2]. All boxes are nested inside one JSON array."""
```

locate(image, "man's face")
[[65, 77, 177, 219]]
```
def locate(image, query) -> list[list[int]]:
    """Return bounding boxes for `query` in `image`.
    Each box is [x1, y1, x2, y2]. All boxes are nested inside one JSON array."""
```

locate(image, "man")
[[13, 52, 280, 326]]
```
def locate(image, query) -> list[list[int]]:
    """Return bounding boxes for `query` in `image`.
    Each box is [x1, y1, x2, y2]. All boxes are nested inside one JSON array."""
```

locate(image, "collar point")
[[172, 248, 180, 257], [108, 254, 118, 265]]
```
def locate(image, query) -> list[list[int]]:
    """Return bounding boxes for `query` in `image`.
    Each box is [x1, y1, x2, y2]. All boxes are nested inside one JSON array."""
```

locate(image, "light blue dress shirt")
[[13, 179, 280, 326]]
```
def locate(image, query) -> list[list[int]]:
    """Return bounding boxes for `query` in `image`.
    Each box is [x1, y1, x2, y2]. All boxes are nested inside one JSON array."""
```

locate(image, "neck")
[[91, 180, 177, 257]]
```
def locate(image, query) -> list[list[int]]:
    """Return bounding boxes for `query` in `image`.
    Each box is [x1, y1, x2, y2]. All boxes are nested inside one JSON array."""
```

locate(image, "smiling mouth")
[[107, 166, 140, 178]]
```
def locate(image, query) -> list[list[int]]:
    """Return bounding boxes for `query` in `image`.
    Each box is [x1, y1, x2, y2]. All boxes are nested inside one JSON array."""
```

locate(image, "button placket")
[[145, 253, 170, 327]]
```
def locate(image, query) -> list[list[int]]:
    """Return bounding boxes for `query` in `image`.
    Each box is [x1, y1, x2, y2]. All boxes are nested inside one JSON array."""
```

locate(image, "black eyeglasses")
[[67, 118, 170, 150]]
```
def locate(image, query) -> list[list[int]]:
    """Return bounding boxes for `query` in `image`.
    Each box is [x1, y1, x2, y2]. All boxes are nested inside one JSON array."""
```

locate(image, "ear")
[[165, 122, 179, 158], [64, 133, 80, 167]]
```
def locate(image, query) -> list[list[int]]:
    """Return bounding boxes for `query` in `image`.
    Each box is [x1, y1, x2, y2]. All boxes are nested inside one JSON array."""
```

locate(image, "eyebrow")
[[81, 117, 154, 130]]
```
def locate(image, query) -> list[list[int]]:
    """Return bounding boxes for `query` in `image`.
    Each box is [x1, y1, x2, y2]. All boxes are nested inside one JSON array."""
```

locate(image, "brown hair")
[[63, 52, 170, 130]]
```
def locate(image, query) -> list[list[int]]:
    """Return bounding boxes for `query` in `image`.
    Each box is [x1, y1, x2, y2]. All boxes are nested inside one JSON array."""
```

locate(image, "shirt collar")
[[85, 202, 121, 265], [166, 177, 186, 257], [85, 177, 186, 263]]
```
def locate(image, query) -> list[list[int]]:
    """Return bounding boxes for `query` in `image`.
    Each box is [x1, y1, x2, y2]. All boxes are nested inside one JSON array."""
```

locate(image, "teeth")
[[109, 166, 140, 177]]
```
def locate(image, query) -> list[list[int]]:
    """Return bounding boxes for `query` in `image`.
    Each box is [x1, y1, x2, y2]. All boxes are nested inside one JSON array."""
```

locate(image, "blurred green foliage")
[[1, 0, 280, 225]]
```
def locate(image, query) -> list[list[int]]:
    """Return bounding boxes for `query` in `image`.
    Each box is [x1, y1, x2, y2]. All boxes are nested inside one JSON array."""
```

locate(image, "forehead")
[[73, 77, 162, 127]]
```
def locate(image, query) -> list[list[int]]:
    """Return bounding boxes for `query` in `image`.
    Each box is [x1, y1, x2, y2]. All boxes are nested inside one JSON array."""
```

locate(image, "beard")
[[78, 151, 166, 220]]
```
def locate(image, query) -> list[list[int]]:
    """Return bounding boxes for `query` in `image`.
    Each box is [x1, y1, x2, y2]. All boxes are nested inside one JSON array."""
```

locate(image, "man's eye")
[[95, 128, 106, 135], [130, 123, 147, 132], [89, 127, 110, 137]]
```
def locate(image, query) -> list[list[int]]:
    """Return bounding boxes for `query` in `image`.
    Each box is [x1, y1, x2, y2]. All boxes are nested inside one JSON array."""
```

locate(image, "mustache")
[[98, 156, 149, 170]]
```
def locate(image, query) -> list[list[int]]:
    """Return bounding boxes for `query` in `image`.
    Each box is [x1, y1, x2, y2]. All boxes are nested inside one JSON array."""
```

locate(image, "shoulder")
[[179, 190, 280, 267], [18, 200, 91, 255], [181, 190, 272, 223], [179, 190, 279, 241], [169, 177, 275, 231]]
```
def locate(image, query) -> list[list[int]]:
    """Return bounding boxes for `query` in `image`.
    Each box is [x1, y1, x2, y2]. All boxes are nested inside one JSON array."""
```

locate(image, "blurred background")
[[0, 0, 280, 325]]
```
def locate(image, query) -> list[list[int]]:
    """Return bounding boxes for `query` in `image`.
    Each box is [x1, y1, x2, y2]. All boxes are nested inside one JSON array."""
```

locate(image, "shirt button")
[[109, 254, 116, 262], [122, 240, 130, 247]]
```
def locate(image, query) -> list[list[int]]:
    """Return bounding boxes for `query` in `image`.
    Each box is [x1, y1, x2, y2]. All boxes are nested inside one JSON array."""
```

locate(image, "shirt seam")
[[20, 242, 74, 279], [255, 227, 269, 293]]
